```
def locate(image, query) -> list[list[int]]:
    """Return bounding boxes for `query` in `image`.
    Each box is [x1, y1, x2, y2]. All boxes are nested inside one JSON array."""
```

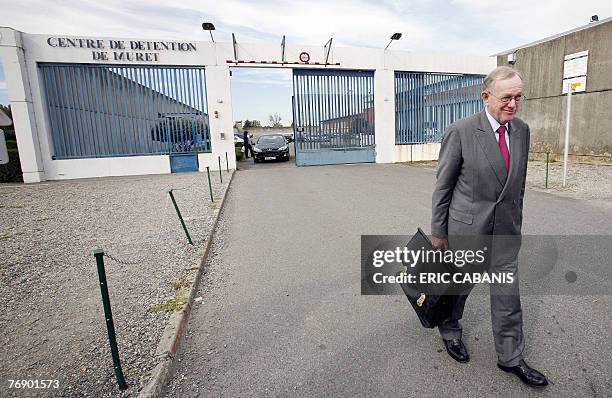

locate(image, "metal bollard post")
[[218, 156, 223, 183], [206, 167, 214, 202], [225, 152, 229, 173], [93, 249, 128, 390], [545, 152, 549, 189], [167, 189, 193, 245]]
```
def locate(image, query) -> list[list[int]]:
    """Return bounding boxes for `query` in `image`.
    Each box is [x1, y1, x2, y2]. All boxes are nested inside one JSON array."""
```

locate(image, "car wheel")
[[254, 158, 259, 163]]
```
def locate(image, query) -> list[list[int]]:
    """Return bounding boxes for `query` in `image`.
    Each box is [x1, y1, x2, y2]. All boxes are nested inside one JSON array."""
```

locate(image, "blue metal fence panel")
[[38, 64, 210, 159], [292, 69, 375, 166], [395, 72, 484, 144]]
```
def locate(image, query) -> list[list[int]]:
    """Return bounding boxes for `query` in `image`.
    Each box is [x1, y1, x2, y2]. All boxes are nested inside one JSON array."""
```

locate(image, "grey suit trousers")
[[438, 258, 525, 367]]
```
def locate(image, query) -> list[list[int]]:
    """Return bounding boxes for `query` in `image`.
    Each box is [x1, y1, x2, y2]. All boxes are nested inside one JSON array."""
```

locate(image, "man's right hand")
[[431, 234, 449, 251]]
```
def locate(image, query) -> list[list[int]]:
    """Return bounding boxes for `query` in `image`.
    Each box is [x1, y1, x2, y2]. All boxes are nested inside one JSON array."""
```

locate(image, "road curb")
[[139, 169, 235, 398]]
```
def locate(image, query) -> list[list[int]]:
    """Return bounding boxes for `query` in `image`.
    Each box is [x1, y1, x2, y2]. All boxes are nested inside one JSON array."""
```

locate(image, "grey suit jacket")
[[431, 110, 530, 238]]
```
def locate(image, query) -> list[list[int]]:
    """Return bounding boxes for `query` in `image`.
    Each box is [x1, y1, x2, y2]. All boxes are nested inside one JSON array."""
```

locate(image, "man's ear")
[[481, 91, 489, 104]]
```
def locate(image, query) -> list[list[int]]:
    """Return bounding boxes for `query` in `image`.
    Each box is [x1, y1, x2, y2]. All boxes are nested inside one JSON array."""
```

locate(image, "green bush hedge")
[[235, 144, 244, 161], [0, 148, 23, 183], [0, 105, 21, 183]]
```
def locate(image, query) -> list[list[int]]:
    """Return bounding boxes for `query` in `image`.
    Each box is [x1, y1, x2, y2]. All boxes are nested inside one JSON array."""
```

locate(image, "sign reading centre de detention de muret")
[[46, 37, 197, 62]]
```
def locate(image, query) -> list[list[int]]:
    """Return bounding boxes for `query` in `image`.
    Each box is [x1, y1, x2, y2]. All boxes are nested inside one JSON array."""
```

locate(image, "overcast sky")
[[1, 0, 610, 124]]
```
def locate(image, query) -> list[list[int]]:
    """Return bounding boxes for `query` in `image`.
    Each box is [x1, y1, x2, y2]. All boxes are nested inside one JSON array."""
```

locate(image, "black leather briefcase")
[[399, 228, 456, 328]]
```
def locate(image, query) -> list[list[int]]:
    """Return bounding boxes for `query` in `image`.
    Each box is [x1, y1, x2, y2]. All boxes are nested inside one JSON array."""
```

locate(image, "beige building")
[[495, 17, 612, 155]]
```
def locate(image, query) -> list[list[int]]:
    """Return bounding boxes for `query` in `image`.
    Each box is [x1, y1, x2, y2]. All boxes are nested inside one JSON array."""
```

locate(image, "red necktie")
[[497, 125, 510, 171]]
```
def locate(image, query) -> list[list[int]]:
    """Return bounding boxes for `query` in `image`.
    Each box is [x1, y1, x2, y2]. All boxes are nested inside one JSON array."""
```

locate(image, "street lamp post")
[[202, 22, 216, 43], [385, 33, 402, 50]]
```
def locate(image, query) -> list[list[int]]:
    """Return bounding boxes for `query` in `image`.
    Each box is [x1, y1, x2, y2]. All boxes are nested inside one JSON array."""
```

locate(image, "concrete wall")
[[394, 143, 441, 162], [497, 20, 612, 154], [0, 27, 495, 182]]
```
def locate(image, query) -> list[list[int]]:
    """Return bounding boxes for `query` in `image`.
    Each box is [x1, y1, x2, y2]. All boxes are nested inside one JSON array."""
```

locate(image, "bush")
[[0, 105, 21, 183], [0, 148, 23, 183], [235, 144, 244, 161]]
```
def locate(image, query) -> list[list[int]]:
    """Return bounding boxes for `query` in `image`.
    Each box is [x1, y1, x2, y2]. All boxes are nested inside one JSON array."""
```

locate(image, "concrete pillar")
[[0, 28, 45, 182], [201, 65, 236, 171], [374, 68, 395, 163]]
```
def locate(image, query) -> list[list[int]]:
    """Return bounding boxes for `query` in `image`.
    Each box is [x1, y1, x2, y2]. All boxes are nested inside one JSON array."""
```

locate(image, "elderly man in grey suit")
[[430, 66, 548, 387]]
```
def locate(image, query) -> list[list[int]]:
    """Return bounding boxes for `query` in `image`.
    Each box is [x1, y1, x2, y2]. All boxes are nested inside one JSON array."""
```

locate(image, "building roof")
[[493, 16, 612, 56]]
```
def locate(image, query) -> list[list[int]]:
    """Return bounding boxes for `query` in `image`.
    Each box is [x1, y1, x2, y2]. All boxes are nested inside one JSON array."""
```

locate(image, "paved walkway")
[[166, 162, 611, 397]]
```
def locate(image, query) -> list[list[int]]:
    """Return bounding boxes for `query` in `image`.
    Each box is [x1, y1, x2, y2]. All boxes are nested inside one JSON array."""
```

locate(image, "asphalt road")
[[165, 162, 611, 397]]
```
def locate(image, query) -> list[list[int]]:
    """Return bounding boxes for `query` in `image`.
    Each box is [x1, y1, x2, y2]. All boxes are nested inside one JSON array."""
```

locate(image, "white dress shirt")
[[485, 108, 510, 154]]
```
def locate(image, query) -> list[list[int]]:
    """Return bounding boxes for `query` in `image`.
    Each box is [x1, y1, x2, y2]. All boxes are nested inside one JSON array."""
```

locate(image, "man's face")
[[482, 76, 524, 125]]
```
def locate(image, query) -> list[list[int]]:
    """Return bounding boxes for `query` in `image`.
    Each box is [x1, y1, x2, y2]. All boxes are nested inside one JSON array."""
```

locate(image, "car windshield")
[[257, 136, 285, 145]]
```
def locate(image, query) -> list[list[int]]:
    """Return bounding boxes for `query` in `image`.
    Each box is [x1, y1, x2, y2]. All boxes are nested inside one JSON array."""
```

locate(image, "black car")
[[253, 134, 290, 162]]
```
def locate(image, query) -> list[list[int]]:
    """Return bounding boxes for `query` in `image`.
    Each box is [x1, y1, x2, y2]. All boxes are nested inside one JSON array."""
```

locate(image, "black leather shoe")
[[498, 359, 549, 387], [443, 339, 469, 363]]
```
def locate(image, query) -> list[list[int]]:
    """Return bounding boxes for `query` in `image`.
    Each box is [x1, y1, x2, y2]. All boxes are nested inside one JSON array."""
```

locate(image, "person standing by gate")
[[243, 130, 253, 158], [430, 66, 548, 388]]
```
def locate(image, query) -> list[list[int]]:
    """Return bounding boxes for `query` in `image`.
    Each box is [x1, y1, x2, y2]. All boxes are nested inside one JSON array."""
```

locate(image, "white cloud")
[[0, 0, 424, 48], [230, 68, 292, 87], [232, 77, 291, 87], [450, 0, 612, 51], [202, 0, 428, 47], [0, 0, 610, 55]]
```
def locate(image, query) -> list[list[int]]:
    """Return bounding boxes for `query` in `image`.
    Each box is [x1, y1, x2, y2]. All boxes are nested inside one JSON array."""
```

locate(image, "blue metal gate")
[[39, 64, 210, 172], [292, 69, 375, 166], [395, 72, 484, 144]]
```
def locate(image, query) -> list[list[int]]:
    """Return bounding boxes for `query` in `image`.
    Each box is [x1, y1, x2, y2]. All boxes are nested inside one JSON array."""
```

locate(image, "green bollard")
[[545, 152, 549, 189], [167, 189, 193, 245], [206, 167, 214, 202], [93, 249, 128, 390], [225, 152, 229, 173], [218, 156, 223, 183]]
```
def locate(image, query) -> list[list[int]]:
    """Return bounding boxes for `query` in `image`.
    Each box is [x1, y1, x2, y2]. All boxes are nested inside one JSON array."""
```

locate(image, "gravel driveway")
[[526, 160, 612, 204], [0, 170, 232, 397], [403, 159, 612, 205]]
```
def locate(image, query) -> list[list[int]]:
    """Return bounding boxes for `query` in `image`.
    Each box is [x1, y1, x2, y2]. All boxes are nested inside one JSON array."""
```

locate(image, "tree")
[[0, 104, 14, 140], [268, 113, 282, 128], [243, 120, 252, 128], [250, 120, 262, 128], [0, 104, 22, 183], [0, 104, 12, 119]]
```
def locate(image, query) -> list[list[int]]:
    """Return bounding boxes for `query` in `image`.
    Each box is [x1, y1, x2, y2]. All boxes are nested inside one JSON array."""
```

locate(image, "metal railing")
[[395, 72, 484, 144], [39, 64, 211, 159]]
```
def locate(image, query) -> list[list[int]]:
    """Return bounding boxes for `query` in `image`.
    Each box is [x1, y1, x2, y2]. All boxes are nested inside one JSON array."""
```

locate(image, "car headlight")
[[279, 145, 288, 151], [253, 147, 262, 152]]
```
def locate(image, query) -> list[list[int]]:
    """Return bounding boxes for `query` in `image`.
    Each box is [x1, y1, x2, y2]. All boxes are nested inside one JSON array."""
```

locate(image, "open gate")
[[292, 69, 375, 166]]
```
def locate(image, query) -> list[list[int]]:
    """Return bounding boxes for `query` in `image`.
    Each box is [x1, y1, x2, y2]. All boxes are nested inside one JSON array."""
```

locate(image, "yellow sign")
[[570, 82, 582, 90]]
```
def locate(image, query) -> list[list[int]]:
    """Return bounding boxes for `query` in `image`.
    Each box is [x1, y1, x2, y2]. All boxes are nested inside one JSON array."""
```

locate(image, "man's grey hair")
[[483, 66, 523, 91]]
